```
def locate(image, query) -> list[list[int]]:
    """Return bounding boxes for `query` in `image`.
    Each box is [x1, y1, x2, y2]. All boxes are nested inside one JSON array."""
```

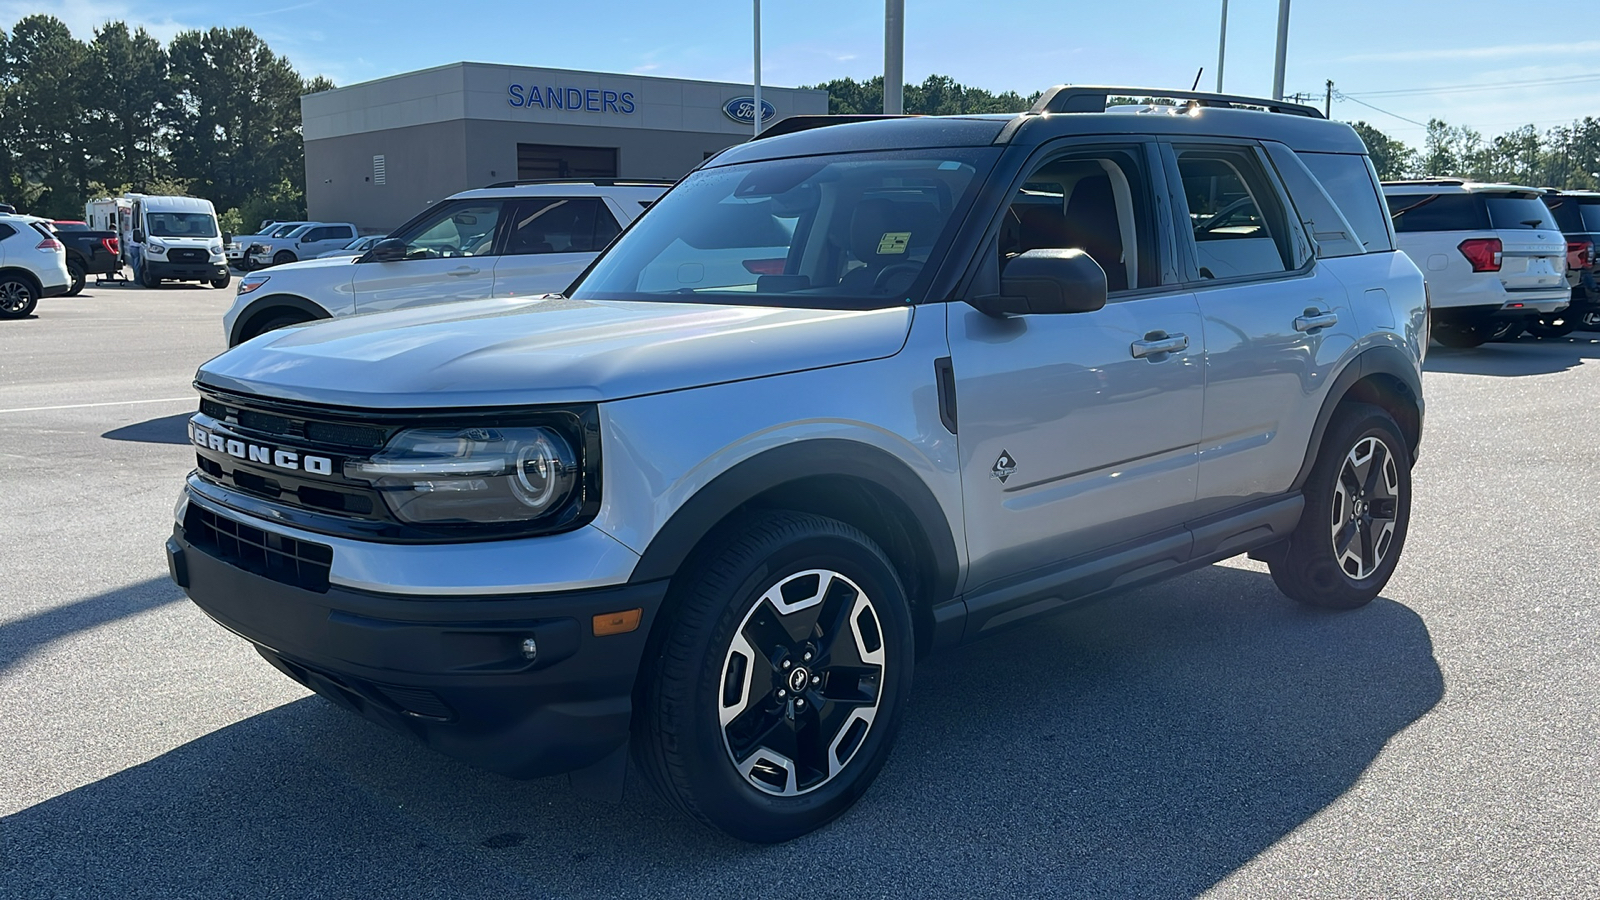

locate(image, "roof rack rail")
[[1031, 85, 1324, 119], [1379, 178, 1466, 186], [482, 178, 677, 189], [751, 114, 916, 140]]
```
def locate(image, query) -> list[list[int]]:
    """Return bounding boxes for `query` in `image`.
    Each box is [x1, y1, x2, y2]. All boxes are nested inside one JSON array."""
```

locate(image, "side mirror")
[[969, 248, 1108, 317], [360, 237, 407, 263], [222, 233, 232, 244], [133, 230, 145, 243]]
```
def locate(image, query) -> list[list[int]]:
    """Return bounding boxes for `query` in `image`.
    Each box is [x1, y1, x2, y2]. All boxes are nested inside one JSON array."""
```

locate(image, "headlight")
[[345, 426, 578, 525], [237, 275, 269, 295], [146, 240, 167, 254], [209, 242, 224, 254]]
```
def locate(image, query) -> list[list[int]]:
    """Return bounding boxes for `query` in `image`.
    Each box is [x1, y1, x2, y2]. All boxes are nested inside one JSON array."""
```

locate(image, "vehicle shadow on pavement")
[[0, 564, 1443, 899], [101, 413, 192, 445], [0, 577, 186, 676], [1424, 335, 1600, 376]]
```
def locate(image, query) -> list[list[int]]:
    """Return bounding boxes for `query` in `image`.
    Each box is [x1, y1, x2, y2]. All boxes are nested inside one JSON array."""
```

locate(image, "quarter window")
[[1297, 152, 1394, 252], [1174, 148, 1296, 278], [0, 224, 14, 241]]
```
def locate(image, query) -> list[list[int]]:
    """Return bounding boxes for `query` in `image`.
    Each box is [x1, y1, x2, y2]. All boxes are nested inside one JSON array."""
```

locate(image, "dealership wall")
[[302, 62, 828, 231]]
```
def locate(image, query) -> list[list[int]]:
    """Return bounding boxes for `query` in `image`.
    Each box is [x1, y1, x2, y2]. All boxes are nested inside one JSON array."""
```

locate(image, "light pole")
[[1215, 0, 1228, 92], [1271, 0, 1291, 101], [884, 0, 904, 114], [753, 0, 762, 136]]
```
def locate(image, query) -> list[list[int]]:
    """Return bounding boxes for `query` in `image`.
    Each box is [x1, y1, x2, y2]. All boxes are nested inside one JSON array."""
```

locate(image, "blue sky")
[[8, 0, 1599, 147]]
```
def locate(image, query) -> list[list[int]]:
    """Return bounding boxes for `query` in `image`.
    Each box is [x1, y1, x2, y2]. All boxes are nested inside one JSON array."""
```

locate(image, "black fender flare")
[[1291, 344, 1424, 491], [628, 438, 961, 607], [228, 293, 329, 346]]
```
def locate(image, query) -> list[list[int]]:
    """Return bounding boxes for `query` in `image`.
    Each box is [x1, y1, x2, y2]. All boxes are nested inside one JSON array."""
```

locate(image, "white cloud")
[[0, 0, 191, 43]]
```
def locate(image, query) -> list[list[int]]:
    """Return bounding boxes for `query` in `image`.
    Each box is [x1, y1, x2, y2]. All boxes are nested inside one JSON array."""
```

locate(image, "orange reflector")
[[593, 608, 642, 636]]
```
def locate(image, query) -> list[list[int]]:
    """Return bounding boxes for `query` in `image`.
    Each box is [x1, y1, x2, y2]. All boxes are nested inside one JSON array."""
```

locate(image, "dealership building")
[[301, 62, 829, 230]]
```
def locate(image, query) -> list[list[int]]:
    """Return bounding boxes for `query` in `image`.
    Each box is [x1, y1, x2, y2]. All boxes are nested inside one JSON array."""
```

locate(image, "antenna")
[[1192, 68, 1204, 90]]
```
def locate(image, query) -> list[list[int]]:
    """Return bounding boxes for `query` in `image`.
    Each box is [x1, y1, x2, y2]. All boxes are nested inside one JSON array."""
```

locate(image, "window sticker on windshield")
[[877, 232, 911, 254]]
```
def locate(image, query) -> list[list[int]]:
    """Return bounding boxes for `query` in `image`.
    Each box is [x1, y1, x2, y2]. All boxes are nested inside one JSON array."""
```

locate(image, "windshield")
[[343, 236, 373, 250], [146, 212, 218, 238], [571, 148, 996, 308], [270, 223, 304, 238], [1485, 195, 1557, 230]]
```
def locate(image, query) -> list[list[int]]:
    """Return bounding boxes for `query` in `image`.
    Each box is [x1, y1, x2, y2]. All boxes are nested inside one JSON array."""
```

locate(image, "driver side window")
[[397, 202, 503, 260]]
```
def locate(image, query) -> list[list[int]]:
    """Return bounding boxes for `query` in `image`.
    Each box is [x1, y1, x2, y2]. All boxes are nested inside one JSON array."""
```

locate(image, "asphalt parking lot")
[[2, 283, 1597, 898]]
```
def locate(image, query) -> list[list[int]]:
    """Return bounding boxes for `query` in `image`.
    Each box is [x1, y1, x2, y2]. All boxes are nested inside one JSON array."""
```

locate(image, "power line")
[[1344, 72, 1600, 99], [1333, 90, 1428, 127]]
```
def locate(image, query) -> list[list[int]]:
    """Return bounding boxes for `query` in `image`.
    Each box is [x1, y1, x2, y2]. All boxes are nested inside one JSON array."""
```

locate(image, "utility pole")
[[1215, 0, 1228, 92], [753, 0, 762, 137], [1271, 0, 1291, 101], [1324, 79, 1333, 117], [884, 0, 904, 114]]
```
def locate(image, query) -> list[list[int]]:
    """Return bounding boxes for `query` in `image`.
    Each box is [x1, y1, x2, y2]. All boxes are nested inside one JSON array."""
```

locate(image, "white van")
[[127, 195, 230, 289]]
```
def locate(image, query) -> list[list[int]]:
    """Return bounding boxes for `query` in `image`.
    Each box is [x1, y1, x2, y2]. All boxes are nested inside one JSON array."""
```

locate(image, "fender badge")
[[991, 451, 1017, 483]]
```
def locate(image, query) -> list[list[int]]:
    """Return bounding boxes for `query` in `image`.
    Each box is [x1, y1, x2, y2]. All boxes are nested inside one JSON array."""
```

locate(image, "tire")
[[272, 250, 296, 267], [1526, 314, 1576, 338], [211, 271, 231, 290], [1487, 320, 1522, 342], [0, 275, 38, 318], [243, 310, 313, 342], [67, 260, 86, 296], [1269, 403, 1412, 610], [139, 265, 160, 289], [1431, 322, 1487, 348], [634, 511, 915, 843]]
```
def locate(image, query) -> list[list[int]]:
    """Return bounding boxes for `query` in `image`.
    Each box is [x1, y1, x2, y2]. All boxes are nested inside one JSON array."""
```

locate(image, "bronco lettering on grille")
[[190, 422, 334, 476]]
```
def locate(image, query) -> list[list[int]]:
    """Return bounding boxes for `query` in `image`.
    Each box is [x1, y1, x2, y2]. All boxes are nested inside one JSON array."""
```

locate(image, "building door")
[[517, 144, 618, 181]]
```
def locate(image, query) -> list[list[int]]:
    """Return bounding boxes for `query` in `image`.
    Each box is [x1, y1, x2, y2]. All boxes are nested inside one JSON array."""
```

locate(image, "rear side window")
[[503, 198, 622, 255], [1544, 195, 1584, 232], [0, 224, 14, 241], [1174, 146, 1301, 278], [1484, 194, 1558, 231], [1386, 194, 1488, 232], [1298, 152, 1393, 252], [1580, 203, 1600, 232]]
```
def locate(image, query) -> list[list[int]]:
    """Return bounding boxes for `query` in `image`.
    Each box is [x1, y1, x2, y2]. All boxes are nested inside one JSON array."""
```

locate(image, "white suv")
[[1383, 180, 1569, 347], [0, 214, 71, 319], [224, 181, 669, 346]]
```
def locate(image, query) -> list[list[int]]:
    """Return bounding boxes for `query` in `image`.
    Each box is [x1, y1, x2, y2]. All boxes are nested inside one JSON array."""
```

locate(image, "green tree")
[[1348, 121, 1417, 181], [804, 74, 1037, 115], [88, 22, 172, 191], [5, 15, 95, 217]]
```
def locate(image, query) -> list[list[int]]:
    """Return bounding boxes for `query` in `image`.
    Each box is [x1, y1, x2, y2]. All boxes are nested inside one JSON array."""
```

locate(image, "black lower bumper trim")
[[148, 261, 226, 279], [171, 523, 668, 779]]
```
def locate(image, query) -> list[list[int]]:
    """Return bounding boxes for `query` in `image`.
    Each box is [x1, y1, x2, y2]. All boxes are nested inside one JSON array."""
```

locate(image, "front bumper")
[[148, 259, 227, 280], [166, 516, 668, 779]]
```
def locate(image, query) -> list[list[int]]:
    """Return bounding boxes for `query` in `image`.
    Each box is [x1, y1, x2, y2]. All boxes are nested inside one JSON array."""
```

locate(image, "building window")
[[372, 155, 387, 185], [517, 143, 618, 181]]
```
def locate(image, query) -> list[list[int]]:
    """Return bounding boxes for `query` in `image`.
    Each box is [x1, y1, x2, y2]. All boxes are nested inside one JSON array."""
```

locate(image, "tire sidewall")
[[1293, 408, 1413, 602], [67, 261, 86, 296], [0, 277, 38, 318], [671, 526, 914, 841]]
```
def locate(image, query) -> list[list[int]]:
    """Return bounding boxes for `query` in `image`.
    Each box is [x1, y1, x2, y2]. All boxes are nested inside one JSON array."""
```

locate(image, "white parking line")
[[0, 396, 194, 415]]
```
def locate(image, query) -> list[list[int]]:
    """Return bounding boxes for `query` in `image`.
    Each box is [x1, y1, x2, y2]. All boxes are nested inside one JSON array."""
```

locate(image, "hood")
[[257, 254, 362, 273], [197, 296, 913, 408]]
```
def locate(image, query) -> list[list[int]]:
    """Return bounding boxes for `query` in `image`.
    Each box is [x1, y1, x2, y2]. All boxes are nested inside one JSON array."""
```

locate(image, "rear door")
[[352, 200, 503, 312], [1483, 192, 1566, 294], [1162, 140, 1358, 513], [491, 197, 621, 298]]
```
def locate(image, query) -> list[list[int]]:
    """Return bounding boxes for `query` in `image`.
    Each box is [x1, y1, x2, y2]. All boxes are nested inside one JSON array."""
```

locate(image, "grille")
[[185, 504, 333, 592], [169, 248, 207, 263], [202, 397, 387, 449]]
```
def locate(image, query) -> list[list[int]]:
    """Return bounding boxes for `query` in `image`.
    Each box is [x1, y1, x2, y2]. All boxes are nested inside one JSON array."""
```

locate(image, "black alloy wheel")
[[0, 276, 38, 318], [634, 511, 914, 843], [1269, 403, 1412, 609]]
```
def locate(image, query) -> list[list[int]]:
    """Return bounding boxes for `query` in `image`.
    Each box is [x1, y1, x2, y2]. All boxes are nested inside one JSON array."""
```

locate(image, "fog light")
[[521, 637, 539, 661]]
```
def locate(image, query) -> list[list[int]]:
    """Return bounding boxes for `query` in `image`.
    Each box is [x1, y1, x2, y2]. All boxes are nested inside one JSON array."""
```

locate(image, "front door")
[[950, 142, 1204, 593], [352, 200, 502, 313]]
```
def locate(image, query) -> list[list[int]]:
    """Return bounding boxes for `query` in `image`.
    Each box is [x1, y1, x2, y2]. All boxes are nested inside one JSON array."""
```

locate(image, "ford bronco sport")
[[168, 86, 1426, 843]]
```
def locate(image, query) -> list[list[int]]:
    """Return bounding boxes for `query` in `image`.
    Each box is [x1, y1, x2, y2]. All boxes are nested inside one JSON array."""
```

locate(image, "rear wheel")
[[1269, 403, 1412, 610], [634, 511, 914, 843], [1431, 321, 1488, 348], [0, 276, 38, 318], [1526, 313, 1576, 338], [67, 260, 86, 296]]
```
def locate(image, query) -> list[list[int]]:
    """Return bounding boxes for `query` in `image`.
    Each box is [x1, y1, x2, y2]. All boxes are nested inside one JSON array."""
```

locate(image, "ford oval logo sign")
[[724, 96, 777, 125]]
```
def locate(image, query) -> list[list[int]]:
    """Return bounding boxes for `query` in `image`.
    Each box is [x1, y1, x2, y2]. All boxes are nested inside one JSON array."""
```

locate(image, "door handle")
[[1130, 331, 1190, 359], [446, 266, 480, 277], [1294, 309, 1338, 332]]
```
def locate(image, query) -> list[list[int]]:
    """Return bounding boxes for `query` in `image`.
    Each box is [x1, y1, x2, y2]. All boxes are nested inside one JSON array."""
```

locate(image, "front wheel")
[[634, 511, 914, 843], [272, 250, 296, 267], [139, 266, 160, 289], [1269, 403, 1412, 610], [211, 271, 231, 289]]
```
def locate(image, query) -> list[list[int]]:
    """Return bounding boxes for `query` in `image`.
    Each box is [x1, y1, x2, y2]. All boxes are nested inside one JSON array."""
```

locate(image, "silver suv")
[[167, 87, 1427, 843]]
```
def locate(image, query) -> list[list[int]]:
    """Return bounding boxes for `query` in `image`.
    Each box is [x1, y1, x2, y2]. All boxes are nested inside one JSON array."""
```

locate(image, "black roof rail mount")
[[1032, 85, 1325, 119], [482, 178, 677, 189], [752, 114, 918, 140]]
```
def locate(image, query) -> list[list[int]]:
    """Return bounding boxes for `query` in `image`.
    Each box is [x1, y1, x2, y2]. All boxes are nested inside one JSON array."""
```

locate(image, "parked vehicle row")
[[170, 89, 1428, 842]]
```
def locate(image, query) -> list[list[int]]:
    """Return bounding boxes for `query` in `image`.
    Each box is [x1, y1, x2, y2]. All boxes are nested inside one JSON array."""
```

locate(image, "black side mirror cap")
[[132, 230, 145, 243], [970, 248, 1108, 317], [360, 237, 407, 263]]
